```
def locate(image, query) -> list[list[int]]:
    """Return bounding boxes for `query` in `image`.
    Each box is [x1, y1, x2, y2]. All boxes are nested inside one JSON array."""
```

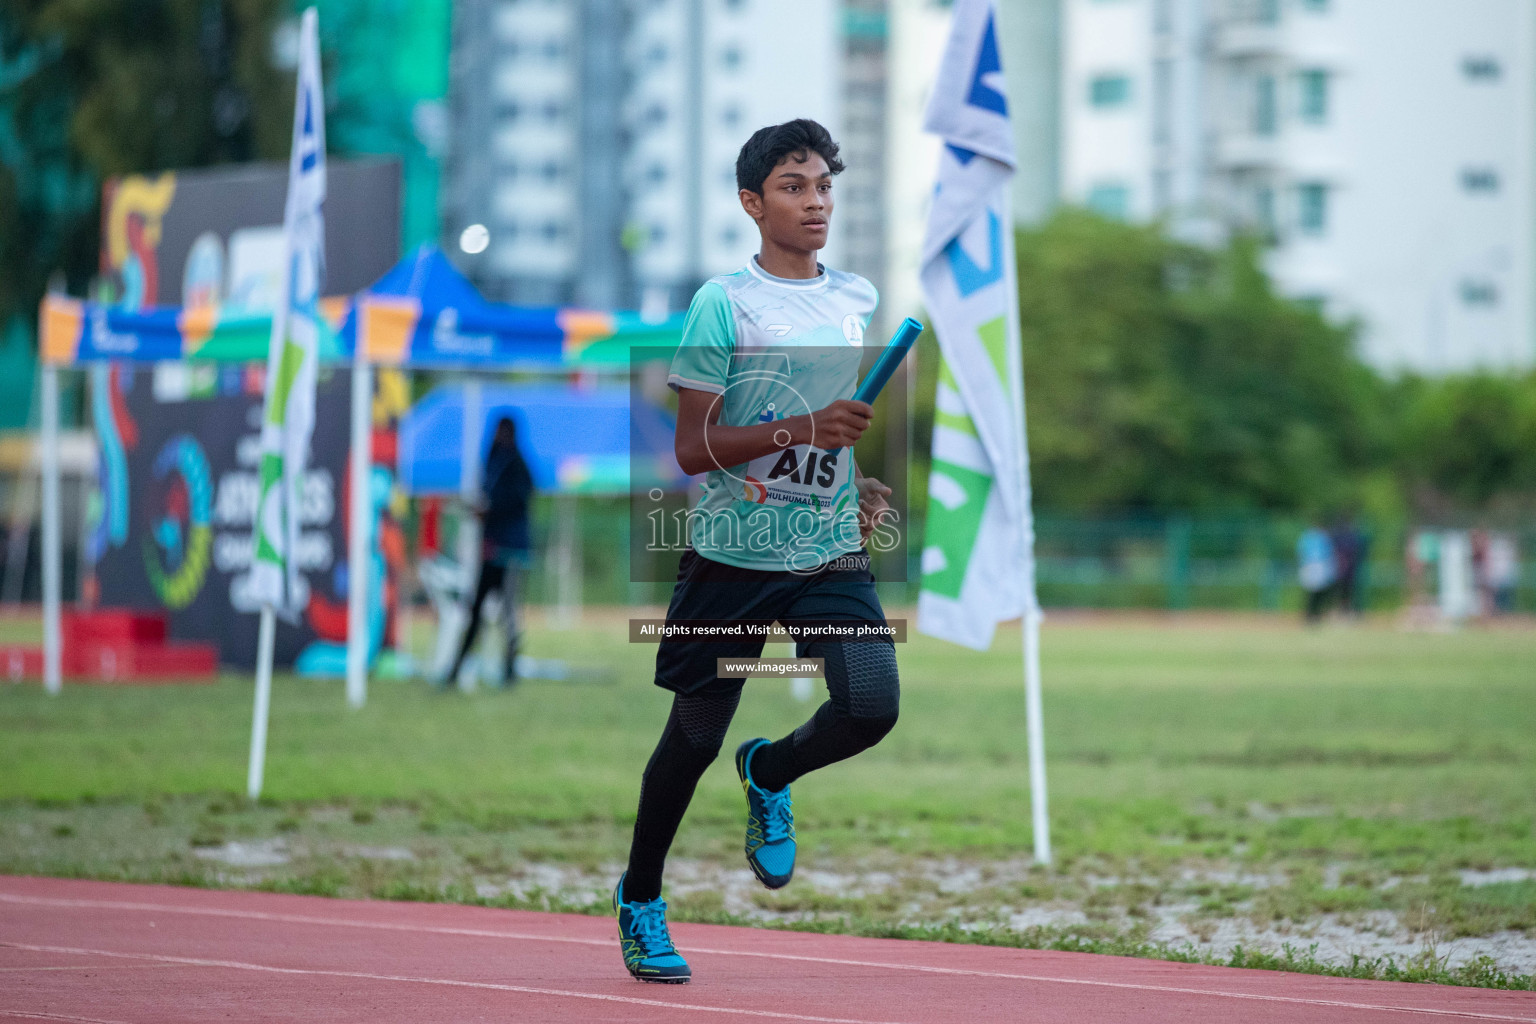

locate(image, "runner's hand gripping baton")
[[853, 317, 924, 405]]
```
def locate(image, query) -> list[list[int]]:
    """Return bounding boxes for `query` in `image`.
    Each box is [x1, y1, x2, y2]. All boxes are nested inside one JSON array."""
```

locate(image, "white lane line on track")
[[0, 943, 911, 1024], [0, 1010, 135, 1024], [0, 964, 180, 972], [1, 893, 1533, 1023]]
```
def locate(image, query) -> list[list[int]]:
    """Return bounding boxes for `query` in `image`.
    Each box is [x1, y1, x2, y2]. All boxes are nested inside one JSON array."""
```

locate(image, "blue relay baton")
[[823, 317, 924, 459], [853, 317, 924, 405]]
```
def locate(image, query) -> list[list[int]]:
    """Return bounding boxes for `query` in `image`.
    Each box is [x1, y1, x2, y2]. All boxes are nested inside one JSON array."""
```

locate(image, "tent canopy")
[[399, 381, 689, 496], [350, 245, 683, 368], [39, 244, 683, 369]]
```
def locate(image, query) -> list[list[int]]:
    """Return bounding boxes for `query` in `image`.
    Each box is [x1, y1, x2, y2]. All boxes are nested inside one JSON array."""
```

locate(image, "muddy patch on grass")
[[454, 856, 1536, 976]]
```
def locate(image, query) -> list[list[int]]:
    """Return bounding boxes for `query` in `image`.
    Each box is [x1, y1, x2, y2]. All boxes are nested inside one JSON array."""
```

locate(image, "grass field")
[[2, 610, 1533, 988]]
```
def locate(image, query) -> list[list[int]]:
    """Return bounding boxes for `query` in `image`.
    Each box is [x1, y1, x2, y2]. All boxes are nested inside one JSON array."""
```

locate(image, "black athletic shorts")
[[654, 547, 889, 696]]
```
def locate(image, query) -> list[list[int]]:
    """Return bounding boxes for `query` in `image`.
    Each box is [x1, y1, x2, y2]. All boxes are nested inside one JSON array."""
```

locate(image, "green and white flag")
[[917, 0, 1038, 651], [251, 7, 325, 614]]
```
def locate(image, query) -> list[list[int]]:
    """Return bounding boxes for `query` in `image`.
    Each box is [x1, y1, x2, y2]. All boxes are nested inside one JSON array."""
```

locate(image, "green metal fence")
[[475, 500, 1535, 614]]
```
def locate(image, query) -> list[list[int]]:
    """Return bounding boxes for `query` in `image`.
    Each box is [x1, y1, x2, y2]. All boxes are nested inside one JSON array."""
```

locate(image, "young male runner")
[[615, 119, 901, 983]]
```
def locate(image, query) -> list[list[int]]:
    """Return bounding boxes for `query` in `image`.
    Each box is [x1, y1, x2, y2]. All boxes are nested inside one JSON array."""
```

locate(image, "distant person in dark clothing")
[[441, 415, 535, 689], [1329, 518, 1368, 616]]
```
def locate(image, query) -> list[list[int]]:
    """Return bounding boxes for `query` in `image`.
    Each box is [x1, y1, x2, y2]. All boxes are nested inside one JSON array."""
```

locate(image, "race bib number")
[[741, 445, 849, 512]]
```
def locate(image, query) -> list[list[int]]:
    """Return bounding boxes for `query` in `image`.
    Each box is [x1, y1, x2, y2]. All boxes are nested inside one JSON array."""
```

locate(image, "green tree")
[[1009, 210, 1388, 515], [0, 0, 291, 326], [1391, 371, 1536, 514]]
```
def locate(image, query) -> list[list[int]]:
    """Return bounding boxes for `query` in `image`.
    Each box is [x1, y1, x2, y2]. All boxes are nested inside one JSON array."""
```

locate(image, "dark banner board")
[[100, 158, 401, 310]]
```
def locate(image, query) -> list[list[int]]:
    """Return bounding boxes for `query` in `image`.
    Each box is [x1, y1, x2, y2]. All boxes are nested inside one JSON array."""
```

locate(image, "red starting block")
[[0, 609, 219, 684]]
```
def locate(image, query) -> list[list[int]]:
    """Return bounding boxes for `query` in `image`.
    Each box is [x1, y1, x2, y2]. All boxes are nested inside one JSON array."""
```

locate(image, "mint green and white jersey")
[[669, 257, 879, 572]]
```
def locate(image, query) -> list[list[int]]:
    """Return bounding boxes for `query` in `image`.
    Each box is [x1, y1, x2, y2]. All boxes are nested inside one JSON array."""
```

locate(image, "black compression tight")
[[622, 641, 899, 903]]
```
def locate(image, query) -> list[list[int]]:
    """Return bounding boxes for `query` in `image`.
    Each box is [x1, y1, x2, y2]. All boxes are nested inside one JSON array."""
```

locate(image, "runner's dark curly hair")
[[736, 119, 845, 195]]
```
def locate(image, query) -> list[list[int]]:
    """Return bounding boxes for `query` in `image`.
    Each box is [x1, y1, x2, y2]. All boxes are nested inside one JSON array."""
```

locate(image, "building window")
[[1255, 0, 1280, 23], [720, 227, 740, 245], [645, 104, 667, 126], [1089, 74, 1132, 108], [645, 43, 668, 67], [1297, 69, 1328, 124], [721, 104, 741, 127], [1296, 182, 1328, 235], [645, 164, 667, 185], [541, 222, 562, 241], [1300, 0, 1329, 11], [1463, 55, 1502, 81], [1461, 280, 1499, 306], [1255, 185, 1276, 235], [650, 225, 667, 244], [1462, 168, 1500, 193], [721, 46, 742, 70], [540, 161, 562, 182], [543, 100, 565, 121], [1087, 184, 1130, 220], [1254, 74, 1277, 135]]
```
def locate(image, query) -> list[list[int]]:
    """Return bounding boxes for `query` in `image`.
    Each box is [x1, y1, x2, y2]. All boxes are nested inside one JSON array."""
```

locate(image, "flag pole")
[[1001, 190, 1050, 865], [915, 0, 1049, 862], [345, 357, 372, 707], [1023, 610, 1049, 862], [248, 605, 276, 798], [40, 363, 62, 694], [247, 5, 325, 798]]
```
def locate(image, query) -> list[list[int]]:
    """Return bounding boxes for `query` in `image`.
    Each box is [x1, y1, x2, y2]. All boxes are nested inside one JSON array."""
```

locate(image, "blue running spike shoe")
[[734, 737, 796, 889], [614, 874, 691, 984]]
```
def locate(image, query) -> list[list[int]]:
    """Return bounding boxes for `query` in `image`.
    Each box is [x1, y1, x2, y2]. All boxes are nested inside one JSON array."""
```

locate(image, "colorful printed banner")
[[250, 7, 326, 614], [91, 368, 360, 667], [39, 295, 349, 366], [916, 0, 1040, 651]]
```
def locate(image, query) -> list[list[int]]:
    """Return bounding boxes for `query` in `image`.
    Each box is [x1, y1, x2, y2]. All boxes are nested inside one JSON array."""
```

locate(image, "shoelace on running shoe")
[[629, 899, 675, 955], [759, 786, 794, 845]]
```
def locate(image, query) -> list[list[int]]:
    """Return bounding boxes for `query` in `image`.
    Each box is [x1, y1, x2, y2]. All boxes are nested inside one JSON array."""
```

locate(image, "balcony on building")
[[1213, 0, 1286, 58], [1214, 131, 1283, 171]]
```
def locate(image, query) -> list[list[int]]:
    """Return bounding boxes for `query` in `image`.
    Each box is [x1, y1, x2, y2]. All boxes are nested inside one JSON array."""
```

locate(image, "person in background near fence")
[[1297, 523, 1337, 623], [438, 415, 535, 690], [1484, 532, 1519, 615], [1470, 529, 1491, 618], [1329, 516, 1367, 617]]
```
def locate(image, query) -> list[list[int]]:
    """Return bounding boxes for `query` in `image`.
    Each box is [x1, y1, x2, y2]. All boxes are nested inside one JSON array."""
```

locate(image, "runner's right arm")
[[674, 389, 872, 477]]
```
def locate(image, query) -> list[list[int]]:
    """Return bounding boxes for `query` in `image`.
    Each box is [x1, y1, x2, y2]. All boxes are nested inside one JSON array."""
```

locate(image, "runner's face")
[[745, 152, 833, 255]]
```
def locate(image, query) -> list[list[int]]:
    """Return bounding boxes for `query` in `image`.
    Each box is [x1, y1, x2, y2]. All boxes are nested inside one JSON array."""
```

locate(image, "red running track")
[[1, 876, 1532, 1023]]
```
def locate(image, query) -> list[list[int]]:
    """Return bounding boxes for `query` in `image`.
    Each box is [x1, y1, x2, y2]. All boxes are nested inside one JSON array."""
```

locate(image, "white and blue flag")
[[916, 0, 1039, 651], [251, 7, 326, 615]]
